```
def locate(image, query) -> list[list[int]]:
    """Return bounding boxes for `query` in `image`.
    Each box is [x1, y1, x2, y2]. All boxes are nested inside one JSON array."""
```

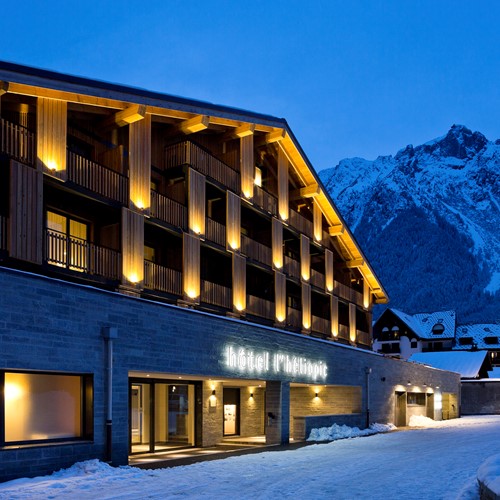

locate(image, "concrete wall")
[[461, 381, 500, 415], [0, 268, 461, 481]]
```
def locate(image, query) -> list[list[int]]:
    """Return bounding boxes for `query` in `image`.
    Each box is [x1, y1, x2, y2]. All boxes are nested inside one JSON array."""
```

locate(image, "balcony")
[[289, 209, 313, 239], [356, 329, 372, 347], [246, 295, 274, 320], [241, 235, 272, 267], [67, 151, 128, 204], [284, 255, 300, 279], [144, 261, 182, 295], [201, 280, 231, 309], [312, 315, 329, 336], [0, 118, 35, 166], [310, 269, 325, 289], [45, 229, 121, 281], [205, 218, 226, 247], [337, 324, 350, 342], [150, 190, 187, 230], [333, 280, 363, 307], [287, 306, 301, 328], [165, 141, 240, 193], [253, 185, 277, 215]]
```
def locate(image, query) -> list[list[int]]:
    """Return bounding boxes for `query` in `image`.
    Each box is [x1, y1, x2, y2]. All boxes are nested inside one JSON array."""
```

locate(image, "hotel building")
[[0, 61, 460, 481]]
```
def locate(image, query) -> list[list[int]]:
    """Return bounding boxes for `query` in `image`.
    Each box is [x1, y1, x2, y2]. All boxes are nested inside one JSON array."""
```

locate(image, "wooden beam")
[[291, 183, 320, 200], [0, 81, 9, 96], [346, 258, 364, 268], [265, 129, 286, 143], [178, 115, 210, 134], [328, 224, 345, 236], [221, 123, 255, 141], [102, 104, 146, 129]]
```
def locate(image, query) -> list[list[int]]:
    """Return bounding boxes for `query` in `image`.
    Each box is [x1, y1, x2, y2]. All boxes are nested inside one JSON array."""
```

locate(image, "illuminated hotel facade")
[[0, 62, 460, 481]]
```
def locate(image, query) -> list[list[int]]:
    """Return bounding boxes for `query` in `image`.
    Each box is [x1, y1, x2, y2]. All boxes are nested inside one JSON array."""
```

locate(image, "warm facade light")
[[254, 167, 262, 187], [127, 272, 140, 284], [363, 280, 371, 309], [47, 160, 58, 171]]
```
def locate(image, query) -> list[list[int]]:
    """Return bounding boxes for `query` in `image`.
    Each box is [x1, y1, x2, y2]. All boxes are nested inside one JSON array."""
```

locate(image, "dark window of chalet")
[[410, 340, 418, 348], [432, 323, 445, 335], [484, 337, 499, 345], [459, 337, 473, 346], [407, 393, 426, 406]]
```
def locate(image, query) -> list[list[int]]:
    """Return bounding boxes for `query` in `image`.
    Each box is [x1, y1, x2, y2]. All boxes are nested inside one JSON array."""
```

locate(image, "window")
[[46, 211, 89, 271], [1, 371, 93, 445], [484, 337, 498, 345], [459, 337, 473, 346], [410, 340, 418, 348], [432, 323, 445, 335], [407, 393, 426, 406]]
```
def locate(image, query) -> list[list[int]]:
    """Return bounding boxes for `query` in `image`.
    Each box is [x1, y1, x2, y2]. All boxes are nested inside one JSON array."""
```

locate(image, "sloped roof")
[[454, 324, 500, 350], [409, 351, 489, 378], [389, 309, 425, 336], [382, 309, 455, 340]]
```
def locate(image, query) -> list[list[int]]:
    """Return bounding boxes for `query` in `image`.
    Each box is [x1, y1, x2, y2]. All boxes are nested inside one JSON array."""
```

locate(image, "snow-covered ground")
[[1, 415, 499, 499]]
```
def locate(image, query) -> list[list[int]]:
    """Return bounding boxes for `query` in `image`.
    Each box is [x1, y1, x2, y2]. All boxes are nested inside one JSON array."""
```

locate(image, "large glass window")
[[2, 371, 92, 444]]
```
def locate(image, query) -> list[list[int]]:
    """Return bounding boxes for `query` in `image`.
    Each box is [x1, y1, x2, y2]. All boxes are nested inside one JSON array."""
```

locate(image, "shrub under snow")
[[307, 422, 396, 442]]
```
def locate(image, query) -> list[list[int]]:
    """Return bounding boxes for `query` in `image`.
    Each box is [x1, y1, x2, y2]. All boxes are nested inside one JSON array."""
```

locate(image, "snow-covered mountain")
[[319, 125, 500, 323]]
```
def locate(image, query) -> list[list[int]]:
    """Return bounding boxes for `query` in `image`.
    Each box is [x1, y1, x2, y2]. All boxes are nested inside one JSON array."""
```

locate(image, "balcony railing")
[[357, 329, 372, 347], [287, 306, 301, 328], [247, 295, 274, 320], [165, 141, 240, 193], [337, 324, 350, 342], [201, 280, 231, 309], [312, 315, 329, 335], [241, 235, 272, 266], [253, 185, 277, 215], [284, 255, 300, 278], [0, 118, 35, 166], [206, 217, 226, 247], [150, 190, 187, 229], [289, 209, 313, 238], [333, 280, 363, 307], [0, 215, 7, 251], [67, 151, 128, 204], [144, 261, 182, 295], [310, 269, 325, 289], [45, 229, 120, 280]]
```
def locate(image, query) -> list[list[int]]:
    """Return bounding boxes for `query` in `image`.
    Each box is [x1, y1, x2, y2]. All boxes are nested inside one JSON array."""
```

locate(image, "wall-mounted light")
[[315, 391, 319, 398], [212, 389, 216, 396], [407, 381, 411, 386], [380, 377, 386, 382], [250, 392, 254, 399]]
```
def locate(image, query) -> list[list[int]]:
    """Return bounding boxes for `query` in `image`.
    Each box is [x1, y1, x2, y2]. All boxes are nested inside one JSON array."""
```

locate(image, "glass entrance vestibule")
[[129, 378, 197, 454]]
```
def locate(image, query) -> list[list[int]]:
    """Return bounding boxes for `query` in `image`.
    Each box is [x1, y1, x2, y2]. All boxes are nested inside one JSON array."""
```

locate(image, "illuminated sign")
[[224, 345, 327, 381]]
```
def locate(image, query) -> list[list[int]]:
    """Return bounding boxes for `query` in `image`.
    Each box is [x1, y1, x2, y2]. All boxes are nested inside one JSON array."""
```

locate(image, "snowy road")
[[1, 415, 499, 499]]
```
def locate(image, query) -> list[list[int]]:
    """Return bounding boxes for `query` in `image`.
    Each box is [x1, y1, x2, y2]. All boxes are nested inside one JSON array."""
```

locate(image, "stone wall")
[[461, 381, 500, 415]]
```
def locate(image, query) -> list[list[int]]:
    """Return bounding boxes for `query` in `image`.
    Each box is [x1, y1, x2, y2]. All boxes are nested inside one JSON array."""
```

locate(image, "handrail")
[[150, 190, 187, 229], [337, 324, 350, 341], [284, 255, 300, 278], [289, 208, 313, 238], [312, 315, 329, 335], [201, 280, 232, 309], [253, 185, 277, 215], [206, 217, 226, 246], [310, 269, 325, 289], [333, 280, 363, 306], [287, 306, 301, 328], [0, 118, 35, 166], [144, 261, 182, 295], [247, 295, 274, 320], [241, 235, 272, 266]]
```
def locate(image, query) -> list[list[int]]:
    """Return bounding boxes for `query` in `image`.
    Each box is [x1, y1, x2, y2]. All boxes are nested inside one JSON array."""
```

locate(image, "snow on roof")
[[409, 351, 488, 378], [388, 309, 455, 339], [454, 324, 500, 350]]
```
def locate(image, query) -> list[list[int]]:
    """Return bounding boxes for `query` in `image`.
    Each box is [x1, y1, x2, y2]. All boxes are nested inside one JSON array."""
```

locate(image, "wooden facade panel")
[[240, 134, 254, 199], [325, 248, 334, 293], [9, 160, 43, 263], [301, 282, 311, 330], [330, 295, 339, 337], [300, 234, 310, 282], [121, 208, 144, 286], [272, 217, 283, 270], [275, 270, 286, 323], [349, 302, 357, 343], [363, 280, 371, 309], [313, 201, 323, 243], [226, 191, 241, 251], [278, 147, 288, 221], [232, 252, 246, 312], [129, 113, 151, 212], [188, 167, 206, 237], [183, 232, 200, 300], [36, 97, 67, 178]]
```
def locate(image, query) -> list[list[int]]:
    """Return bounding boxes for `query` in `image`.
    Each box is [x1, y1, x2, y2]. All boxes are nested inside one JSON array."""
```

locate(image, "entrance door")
[[223, 388, 240, 436], [130, 383, 151, 452], [395, 391, 407, 427]]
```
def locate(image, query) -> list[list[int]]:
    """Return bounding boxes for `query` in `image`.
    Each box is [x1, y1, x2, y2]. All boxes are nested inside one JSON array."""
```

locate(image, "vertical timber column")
[[349, 302, 357, 343], [188, 167, 206, 237], [129, 113, 151, 214], [9, 160, 43, 263], [232, 252, 246, 313], [325, 248, 334, 293], [265, 381, 290, 446], [240, 134, 254, 200], [275, 270, 286, 324], [313, 201, 323, 243], [277, 147, 289, 221], [37, 97, 67, 178], [300, 234, 310, 282], [226, 191, 241, 251], [272, 217, 283, 270], [363, 279, 371, 310], [183, 232, 200, 301], [121, 208, 144, 291], [331, 295, 339, 338], [302, 282, 311, 331]]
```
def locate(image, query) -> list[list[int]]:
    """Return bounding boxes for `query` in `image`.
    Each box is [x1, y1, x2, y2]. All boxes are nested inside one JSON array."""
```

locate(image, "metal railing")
[[253, 185, 277, 215], [67, 151, 128, 204], [150, 190, 187, 229], [356, 329, 372, 347], [0, 118, 35, 166], [201, 280, 232, 309], [0, 215, 7, 251], [144, 261, 182, 295], [310, 269, 325, 289], [337, 324, 351, 342], [206, 217, 226, 247], [241, 235, 272, 266], [289, 208, 313, 238], [247, 295, 274, 320], [165, 141, 240, 193], [333, 280, 363, 307], [287, 306, 301, 328], [284, 255, 300, 278], [312, 315, 329, 335]]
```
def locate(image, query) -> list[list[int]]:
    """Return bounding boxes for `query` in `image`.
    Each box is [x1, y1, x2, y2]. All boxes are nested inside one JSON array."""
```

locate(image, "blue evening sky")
[[1, 1, 499, 170]]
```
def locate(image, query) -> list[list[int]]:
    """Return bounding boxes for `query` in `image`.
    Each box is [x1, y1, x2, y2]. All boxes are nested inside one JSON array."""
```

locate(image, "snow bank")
[[477, 454, 500, 497], [307, 422, 396, 442], [408, 415, 437, 427]]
